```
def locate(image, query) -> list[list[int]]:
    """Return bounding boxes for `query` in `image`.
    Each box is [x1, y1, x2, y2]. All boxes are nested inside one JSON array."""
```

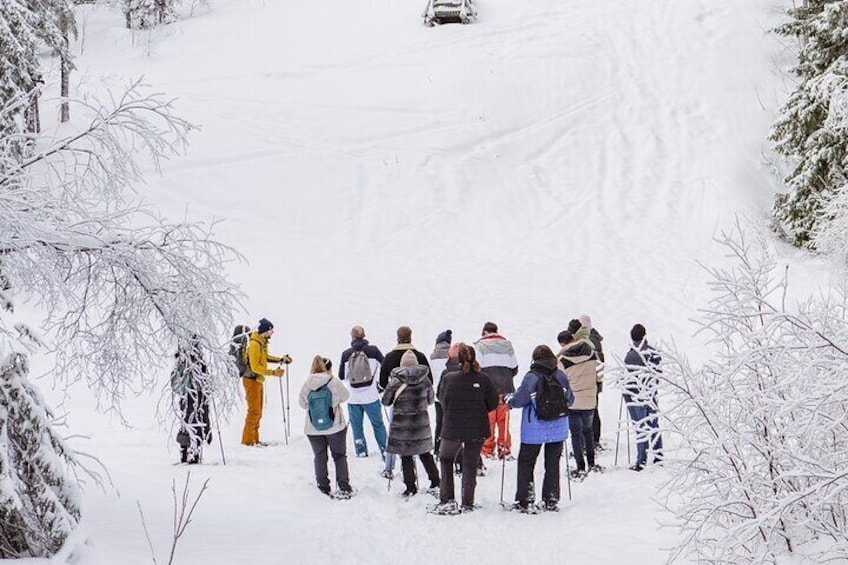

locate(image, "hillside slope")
[[35, 0, 798, 563]]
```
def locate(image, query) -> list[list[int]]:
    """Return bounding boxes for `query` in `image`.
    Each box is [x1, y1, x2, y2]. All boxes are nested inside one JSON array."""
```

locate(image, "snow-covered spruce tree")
[[815, 178, 848, 266], [0, 0, 43, 145], [28, 0, 77, 123], [658, 224, 848, 563], [0, 0, 77, 147], [771, 1, 848, 248], [124, 0, 174, 29], [0, 81, 242, 556], [0, 353, 82, 558]]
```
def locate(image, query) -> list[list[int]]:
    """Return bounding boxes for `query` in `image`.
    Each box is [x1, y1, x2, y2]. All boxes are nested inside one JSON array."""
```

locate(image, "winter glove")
[[273, 367, 285, 377], [597, 382, 604, 393], [280, 354, 293, 364]]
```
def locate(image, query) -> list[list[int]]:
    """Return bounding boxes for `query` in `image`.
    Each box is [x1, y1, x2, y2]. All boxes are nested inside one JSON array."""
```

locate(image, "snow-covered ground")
[[22, 0, 832, 562]]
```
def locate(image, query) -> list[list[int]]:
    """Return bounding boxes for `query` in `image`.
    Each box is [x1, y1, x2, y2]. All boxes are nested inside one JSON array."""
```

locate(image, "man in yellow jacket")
[[242, 318, 291, 446]]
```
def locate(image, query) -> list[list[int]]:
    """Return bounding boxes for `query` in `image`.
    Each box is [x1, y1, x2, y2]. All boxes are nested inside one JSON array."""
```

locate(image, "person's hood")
[[305, 372, 333, 391], [430, 341, 450, 360], [351, 338, 369, 351], [559, 341, 594, 363], [390, 365, 429, 385], [393, 343, 417, 352], [590, 328, 603, 342], [574, 327, 593, 345], [530, 357, 557, 375], [445, 357, 461, 372], [475, 335, 514, 356]]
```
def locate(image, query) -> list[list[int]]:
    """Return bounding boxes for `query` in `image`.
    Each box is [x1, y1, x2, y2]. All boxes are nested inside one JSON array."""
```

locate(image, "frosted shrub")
[[0, 81, 241, 556], [660, 225, 848, 563]]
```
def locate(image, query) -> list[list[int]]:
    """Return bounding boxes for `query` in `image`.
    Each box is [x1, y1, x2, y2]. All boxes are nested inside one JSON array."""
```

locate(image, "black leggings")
[[439, 439, 484, 507]]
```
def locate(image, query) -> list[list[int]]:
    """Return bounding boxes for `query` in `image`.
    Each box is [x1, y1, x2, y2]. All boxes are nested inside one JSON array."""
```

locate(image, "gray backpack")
[[347, 350, 375, 388]]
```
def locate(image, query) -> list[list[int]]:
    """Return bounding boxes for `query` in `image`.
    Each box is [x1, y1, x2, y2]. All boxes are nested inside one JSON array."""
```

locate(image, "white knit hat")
[[400, 350, 417, 368]]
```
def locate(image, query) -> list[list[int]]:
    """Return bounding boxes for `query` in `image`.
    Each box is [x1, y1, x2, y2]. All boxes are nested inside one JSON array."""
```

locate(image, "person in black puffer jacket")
[[435, 344, 499, 514], [383, 351, 439, 497]]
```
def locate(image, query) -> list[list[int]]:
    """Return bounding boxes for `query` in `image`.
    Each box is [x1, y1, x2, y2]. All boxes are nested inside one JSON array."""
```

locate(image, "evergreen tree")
[[0, 353, 82, 558], [124, 0, 174, 29], [771, 1, 848, 248], [0, 0, 42, 151]]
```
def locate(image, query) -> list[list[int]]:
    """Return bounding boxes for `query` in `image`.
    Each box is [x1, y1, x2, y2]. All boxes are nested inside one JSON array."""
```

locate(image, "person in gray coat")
[[382, 350, 440, 497], [299, 356, 353, 498]]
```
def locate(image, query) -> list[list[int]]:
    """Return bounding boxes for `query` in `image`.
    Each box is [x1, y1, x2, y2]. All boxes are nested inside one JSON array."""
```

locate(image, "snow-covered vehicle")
[[422, 0, 477, 25]]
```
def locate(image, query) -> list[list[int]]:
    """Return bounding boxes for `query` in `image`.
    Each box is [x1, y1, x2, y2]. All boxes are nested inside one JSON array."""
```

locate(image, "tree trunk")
[[60, 31, 70, 123]]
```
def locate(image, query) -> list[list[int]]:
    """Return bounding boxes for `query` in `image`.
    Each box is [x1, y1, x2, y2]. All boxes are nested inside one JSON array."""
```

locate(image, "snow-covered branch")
[[656, 224, 848, 563]]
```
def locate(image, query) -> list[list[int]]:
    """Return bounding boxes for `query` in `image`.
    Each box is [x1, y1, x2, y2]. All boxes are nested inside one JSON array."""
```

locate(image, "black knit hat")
[[258, 318, 274, 334], [436, 329, 453, 345], [630, 323, 646, 342]]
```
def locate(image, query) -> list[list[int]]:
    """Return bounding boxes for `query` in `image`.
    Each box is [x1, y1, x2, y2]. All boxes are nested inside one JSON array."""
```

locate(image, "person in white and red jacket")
[[473, 321, 518, 459]]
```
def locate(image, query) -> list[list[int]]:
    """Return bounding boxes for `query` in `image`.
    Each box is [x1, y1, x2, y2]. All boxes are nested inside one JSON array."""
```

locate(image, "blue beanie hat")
[[436, 329, 452, 344], [258, 318, 274, 334]]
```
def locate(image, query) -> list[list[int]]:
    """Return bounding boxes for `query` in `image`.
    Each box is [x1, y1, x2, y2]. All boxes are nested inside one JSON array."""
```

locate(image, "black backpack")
[[229, 325, 253, 378], [534, 372, 568, 421]]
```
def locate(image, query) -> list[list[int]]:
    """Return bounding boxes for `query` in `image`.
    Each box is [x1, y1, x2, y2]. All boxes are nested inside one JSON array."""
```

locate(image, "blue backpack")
[[307, 385, 334, 431]]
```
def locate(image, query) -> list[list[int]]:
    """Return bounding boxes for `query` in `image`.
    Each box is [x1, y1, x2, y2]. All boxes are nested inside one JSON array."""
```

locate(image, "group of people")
[[170, 316, 664, 514]]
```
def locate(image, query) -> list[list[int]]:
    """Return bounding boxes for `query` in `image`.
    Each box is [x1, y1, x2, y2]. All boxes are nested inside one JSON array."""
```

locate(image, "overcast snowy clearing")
[[12, 0, 839, 563]]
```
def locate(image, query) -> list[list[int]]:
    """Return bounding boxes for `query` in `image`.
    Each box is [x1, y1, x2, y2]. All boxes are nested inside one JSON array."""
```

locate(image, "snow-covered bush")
[[0, 81, 241, 556], [0, 353, 82, 558], [659, 224, 848, 563]]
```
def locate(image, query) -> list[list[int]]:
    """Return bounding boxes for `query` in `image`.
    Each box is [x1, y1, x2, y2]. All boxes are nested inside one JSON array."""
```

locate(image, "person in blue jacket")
[[506, 345, 575, 512]]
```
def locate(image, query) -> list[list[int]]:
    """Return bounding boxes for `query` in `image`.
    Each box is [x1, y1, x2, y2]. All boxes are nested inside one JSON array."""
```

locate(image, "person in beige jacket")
[[299, 356, 353, 498], [557, 331, 603, 478]]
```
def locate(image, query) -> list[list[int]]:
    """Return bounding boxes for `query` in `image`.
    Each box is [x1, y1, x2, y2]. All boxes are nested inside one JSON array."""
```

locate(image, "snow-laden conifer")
[[771, 1, 848, 247], [0, 353, 82, 558]]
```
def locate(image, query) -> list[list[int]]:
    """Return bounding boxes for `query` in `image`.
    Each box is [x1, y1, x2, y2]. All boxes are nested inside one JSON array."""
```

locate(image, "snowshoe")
[[502, 502, 539, 514], [331, 488, 356, 500], [422, 0, 477, 26], [460, 504, 480, 513], [590, 464, 605, 474], [538, 499, 559, 512], [569, 469, 588, 481], [401, 489, 417, 499], [427, 500, 461, 516], [427, 486, 440, 498]]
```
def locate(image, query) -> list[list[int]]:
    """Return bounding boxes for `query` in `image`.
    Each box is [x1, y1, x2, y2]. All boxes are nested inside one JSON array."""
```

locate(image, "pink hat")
[[579, 314, 592, 329]]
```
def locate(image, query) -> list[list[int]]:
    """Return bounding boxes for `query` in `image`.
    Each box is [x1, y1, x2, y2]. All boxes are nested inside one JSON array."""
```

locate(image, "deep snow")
[[18, 0, 832, 563]]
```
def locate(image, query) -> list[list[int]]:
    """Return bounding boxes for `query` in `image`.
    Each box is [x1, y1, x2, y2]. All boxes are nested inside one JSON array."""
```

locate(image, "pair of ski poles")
[[497, 407, 576, 505], [277, 360, 292, 445], [614, 395, 631, 467]]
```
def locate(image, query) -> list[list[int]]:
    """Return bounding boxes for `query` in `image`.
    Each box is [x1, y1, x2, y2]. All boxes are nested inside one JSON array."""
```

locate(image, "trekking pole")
[[564, 437, 572, 501], [615, 395, 624, 467], [285, 361, 292, 439], [209, 395, 227, 466], [278, 375, 289, 446], [499, 408, 510, 505]]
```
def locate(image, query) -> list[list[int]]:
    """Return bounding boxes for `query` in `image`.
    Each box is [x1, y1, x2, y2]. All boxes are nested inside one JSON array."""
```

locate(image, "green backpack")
[[307, 385, 334, 431]]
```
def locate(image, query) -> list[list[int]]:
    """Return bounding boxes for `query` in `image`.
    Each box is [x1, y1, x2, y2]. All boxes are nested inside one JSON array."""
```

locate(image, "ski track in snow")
[[34, 0, 805, 563]]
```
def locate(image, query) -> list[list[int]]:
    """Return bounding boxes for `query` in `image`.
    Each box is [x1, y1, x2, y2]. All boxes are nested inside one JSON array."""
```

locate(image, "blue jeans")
[[347, 401, 388, 458], [624, 395, 663, 465], [568, 409, 595, 471]]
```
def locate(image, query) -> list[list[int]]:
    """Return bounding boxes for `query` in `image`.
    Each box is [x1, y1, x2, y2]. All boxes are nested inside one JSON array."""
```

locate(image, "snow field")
[[26, 0, 822, 562]]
